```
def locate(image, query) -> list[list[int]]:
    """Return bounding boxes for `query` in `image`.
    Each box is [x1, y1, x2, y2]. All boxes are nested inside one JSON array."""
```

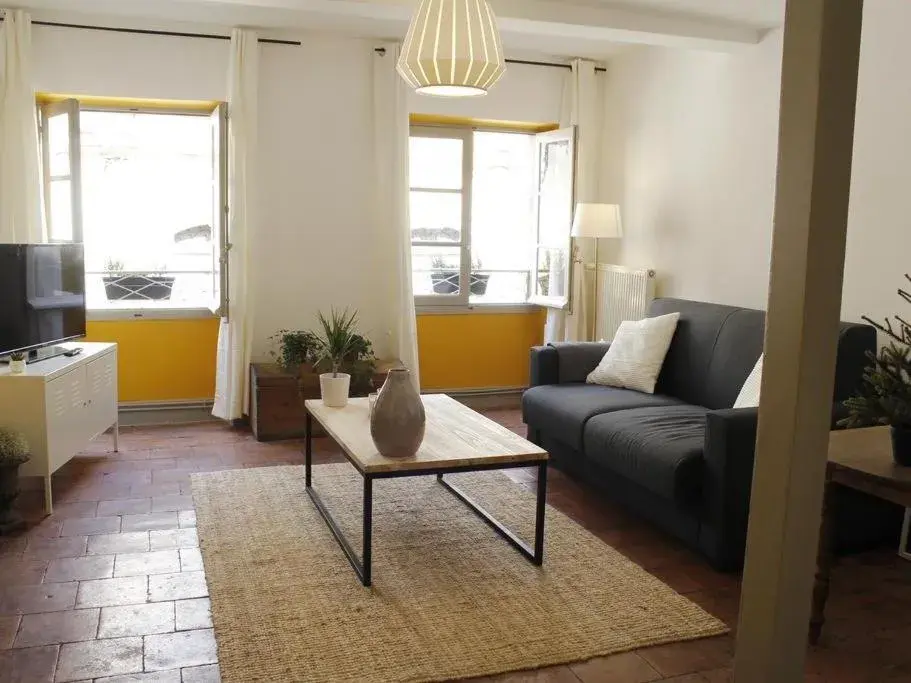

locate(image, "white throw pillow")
[[734, 354, 764, 409], [586, 313, 680, 394]]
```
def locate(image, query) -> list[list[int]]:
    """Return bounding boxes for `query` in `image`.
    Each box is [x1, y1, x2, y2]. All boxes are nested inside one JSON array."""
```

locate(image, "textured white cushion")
[[586, 313, 680, 394], [734, 354, 764, 409]]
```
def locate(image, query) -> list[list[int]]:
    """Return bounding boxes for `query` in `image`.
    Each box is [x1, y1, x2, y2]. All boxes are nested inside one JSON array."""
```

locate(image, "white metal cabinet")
[[1, 343, 119, 513]]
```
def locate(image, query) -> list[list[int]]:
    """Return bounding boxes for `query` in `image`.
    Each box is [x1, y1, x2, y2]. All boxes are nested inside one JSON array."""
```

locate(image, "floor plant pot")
[[320, 373, 351, 408], [370, 368, 425, 458], [891, 425, 911, 466], [0, 460, 27, 535], [9, 359, 25, 374]]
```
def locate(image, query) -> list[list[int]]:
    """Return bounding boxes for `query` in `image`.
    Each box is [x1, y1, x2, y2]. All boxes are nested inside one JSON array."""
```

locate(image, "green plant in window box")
[[0, 427, 29, 534]]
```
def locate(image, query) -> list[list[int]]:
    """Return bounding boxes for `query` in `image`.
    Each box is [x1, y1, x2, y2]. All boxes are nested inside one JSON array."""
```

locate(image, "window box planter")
[[430, 271, 491, 296], [103, 275, 175, 301]]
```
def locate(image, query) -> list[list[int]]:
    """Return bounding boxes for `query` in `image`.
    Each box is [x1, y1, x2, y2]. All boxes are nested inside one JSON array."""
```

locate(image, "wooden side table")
[[809, 426, 911, 644]]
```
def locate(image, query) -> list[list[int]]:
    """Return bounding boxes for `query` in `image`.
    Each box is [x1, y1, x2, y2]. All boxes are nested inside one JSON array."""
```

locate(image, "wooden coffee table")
[[809, 426, 911, 644], [304, 394, 549, 587]]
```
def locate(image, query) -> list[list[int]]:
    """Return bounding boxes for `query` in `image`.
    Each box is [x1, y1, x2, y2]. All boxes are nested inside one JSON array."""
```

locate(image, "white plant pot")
[[8, 359, 25, 375], [320, 373, 351, 408]]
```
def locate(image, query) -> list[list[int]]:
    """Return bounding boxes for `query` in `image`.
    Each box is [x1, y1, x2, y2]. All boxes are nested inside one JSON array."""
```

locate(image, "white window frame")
[[529, 126, 577, 311], [410, 125, 473, 310], [38, 99, 229, 320]]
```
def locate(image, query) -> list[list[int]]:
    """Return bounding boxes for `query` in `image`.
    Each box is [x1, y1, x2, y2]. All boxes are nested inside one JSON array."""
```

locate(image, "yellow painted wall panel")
[[84, 318, 220, 403], [416, 310, 545, 390]]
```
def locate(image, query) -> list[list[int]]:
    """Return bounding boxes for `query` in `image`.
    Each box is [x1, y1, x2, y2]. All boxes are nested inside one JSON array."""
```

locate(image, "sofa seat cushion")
[[523, 384, 684, 451], [583, 405, 708, 507]]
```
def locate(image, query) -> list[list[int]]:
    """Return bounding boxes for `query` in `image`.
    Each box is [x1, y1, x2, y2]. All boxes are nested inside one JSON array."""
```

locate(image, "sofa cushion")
[[583, 405, 708, 507], [523, 384, 684, 451]]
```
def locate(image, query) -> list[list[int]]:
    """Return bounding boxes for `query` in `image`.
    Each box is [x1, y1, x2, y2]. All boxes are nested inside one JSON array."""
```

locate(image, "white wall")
[[602, 0, 911, 332], [31, 24, 567, 359]]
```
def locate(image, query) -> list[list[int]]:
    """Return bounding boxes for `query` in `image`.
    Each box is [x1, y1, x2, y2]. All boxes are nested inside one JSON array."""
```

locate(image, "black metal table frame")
[[304, 411, 548, 587]]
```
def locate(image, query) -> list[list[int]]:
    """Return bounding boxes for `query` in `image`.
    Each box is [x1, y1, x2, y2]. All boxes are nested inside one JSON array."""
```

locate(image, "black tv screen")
[[0, 244, 87, 356]]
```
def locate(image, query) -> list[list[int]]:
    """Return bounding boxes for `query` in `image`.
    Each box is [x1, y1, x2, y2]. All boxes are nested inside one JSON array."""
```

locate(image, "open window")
[[38, 96, 229, 316], [408, 122, 575, 310], [529, 127, 576, 309], [40, 99, 83, 243]]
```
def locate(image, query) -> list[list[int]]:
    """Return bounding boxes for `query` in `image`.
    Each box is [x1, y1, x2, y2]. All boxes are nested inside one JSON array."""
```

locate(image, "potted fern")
[[840, 275, 911, 464], [0, 427, 29, 534], [315, 308, 360, 408]]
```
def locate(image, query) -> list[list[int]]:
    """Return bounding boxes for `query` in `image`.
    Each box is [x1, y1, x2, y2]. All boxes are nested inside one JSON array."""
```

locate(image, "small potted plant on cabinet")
[[0, 427, 29, 534], [7, 351, 26, 375], [315, 308, 360, 408], [840, 274, 911, 464]]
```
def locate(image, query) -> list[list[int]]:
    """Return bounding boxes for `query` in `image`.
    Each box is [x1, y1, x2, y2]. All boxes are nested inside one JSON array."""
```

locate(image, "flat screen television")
[[0, 243, 87, 361]]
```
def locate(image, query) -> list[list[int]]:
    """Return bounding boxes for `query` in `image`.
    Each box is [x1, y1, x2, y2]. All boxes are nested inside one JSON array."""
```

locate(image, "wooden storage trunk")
[[250, 361, 395, 442]]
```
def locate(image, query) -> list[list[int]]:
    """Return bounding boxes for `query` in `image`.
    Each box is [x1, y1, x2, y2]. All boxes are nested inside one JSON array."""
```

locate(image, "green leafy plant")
[[104, 258, 124, 274], [840, 275, 911, 430], [269, 330, 320, 370], [0, 427, 29, 467], [315, 308, 360, 378]]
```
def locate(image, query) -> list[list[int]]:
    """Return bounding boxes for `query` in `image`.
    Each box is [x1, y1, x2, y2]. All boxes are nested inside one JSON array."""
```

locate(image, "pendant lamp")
[[397, 0, 507, 98]]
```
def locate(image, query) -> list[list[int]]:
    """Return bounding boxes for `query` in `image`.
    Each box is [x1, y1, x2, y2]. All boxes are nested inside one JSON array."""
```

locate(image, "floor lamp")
[[571, 203, 623, 340]]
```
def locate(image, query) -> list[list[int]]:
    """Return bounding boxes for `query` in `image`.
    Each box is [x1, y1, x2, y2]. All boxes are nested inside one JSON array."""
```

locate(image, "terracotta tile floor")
[[0, 410, 909, 682]]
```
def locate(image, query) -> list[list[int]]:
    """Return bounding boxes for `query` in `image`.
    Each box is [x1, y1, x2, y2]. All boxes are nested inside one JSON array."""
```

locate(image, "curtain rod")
[[374, 47, 606, 73], [8, 18, 301, 45]]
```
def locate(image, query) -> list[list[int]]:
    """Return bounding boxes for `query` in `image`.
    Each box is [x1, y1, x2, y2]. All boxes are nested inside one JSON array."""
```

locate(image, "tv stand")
[[0, 342, 119, 514]]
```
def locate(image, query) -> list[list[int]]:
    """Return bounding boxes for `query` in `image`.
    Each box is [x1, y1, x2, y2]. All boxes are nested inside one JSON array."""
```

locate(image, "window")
[[409, 124, 575, 309], [38, 98, 228, 315]]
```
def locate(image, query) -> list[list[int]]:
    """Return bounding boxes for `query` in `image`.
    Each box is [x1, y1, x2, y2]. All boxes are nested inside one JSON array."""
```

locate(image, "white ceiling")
[[15, 0, 781, 60]]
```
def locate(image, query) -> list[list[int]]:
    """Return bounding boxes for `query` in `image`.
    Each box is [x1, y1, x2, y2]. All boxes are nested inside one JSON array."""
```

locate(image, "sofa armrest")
[[529, 346, 560, 387], [700, 403, 850, 570], [529, 342, 611, 387]]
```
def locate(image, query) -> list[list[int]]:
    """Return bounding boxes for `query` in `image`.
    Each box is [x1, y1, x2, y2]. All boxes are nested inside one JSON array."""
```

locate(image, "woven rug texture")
[[191, 464, 728, 683]]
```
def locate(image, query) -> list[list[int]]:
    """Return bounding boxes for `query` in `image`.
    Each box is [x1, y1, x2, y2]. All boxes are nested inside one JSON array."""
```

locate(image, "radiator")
[[591, 264, 657, 341]]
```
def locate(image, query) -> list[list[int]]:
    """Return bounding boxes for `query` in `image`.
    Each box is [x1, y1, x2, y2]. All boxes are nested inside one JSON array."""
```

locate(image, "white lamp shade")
[[571, 203, 623, 239], [397, 0, 507, 98]]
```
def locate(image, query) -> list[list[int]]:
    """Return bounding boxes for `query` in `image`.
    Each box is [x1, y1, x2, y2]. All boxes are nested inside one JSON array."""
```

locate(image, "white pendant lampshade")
[[397, 0, 507, 98]]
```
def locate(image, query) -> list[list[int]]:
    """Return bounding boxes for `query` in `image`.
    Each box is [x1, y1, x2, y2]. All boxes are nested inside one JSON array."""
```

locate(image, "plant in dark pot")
[[315, 308, 360, 408], [0, 427, 29, 534], [840, 274, 911, 465], [469, 258, 490, 296], [430, 255, 459, 295]]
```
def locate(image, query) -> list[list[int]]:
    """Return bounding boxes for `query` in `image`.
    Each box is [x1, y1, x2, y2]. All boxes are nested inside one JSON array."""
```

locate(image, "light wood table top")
[[305, 394, 548, 474]]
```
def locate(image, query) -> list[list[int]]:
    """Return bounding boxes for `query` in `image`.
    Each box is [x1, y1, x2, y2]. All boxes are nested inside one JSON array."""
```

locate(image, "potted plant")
[[0, 427, 29, 534], [840, 274, 911, 464], [8, 351, 25, 375], [269, 330, 320, 375], [470, 258, 490, 296], [430, 256, 460, 295], [315, 308, 360, 408]]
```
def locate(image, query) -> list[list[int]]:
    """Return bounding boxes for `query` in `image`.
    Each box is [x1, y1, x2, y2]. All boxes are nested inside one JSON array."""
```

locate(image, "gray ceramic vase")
[[370, 368, 425, 458]]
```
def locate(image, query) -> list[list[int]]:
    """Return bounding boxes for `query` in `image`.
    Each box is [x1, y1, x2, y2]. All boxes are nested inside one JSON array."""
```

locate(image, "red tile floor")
[[0, 410, 909, 682]]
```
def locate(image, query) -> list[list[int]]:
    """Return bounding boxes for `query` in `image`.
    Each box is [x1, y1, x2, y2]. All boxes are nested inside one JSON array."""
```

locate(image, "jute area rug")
[[191, 464, 727, 683]]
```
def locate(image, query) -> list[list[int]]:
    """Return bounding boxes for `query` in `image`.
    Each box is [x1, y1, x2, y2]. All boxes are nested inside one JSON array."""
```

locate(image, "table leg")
[[534, 462, 547, 565], [899, 508, 911, 561], [43, 475, 53, 516], [362, 476, 373, 587], [305, 411, 312, 488], [113, 420, 120, 453], [809, 475, 835, 645]]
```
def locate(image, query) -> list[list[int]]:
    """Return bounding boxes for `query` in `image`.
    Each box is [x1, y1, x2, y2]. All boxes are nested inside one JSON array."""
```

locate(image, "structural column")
[[734, 1, 864, 682]]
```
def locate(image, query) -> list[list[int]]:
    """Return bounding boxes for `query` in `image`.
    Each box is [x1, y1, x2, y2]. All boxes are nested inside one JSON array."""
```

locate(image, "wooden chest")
[[249, 361, 396, 442]]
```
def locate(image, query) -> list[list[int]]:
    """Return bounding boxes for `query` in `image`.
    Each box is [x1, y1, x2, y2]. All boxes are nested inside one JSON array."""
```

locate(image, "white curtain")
[[213, 29, 259, 420], [0, 9, 43, 243], [373, 43, 420, 389], [544, 59, 602, 343]]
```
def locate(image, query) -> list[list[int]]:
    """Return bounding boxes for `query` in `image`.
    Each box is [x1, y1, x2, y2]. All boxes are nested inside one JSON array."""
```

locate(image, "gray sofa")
[[523, 297, 899, 571]]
